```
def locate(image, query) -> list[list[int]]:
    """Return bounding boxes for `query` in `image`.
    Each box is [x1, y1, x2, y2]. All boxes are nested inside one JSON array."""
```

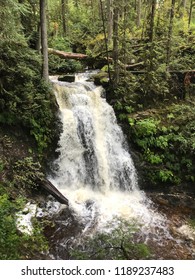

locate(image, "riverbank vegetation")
[[0, 0, 195, 259]]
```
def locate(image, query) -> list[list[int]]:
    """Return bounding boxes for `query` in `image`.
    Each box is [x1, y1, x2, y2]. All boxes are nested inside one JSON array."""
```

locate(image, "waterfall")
[[49, 73, 166, 234]]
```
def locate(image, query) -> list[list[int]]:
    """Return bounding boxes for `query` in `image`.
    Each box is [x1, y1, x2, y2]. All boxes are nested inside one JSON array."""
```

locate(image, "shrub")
[[0, 184, 48, 259], [0, 40, 58, 154], [70, 221, 151, 260]]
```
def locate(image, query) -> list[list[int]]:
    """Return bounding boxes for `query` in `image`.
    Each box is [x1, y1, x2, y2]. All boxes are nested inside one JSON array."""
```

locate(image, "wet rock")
[[43, 207, 83, 260], [148, 191, 195, 215], [58, 75, 75, 82], [177, 225, 195, 241], [92, 71, 109, 87]]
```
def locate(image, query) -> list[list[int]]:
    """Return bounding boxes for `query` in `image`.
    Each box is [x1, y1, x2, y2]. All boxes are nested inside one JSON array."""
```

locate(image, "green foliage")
[[0, 160, 4, 172], [0, 0, 28, 42], [126, 103, 195, 186], [138, 45, 170, 102], [68, 1, 102, 50], [0, 41, 58, 154], [71, 221, 151, 260], [188, 219, 195, 229], [158, 170, 174, 182], [13, 157, 44, 190], [0, 184, 48, 259], [133, 118, 159, 137], [49, 37, 71, 51], [0, 191, 22, 259], [114, 100, 135, 117], [49, 54, 83, 74], [86, 34, 105, 57], [114, 101, 123, 111], [48, 36, 83, 73]]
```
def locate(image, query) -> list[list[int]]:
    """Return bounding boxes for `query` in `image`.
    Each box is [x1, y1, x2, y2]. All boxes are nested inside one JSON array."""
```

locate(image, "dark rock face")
[[58, 75, 75, 82], [43, 207, 83, 260], [146, 182, 195, 216], [149, 192, 195, 213]]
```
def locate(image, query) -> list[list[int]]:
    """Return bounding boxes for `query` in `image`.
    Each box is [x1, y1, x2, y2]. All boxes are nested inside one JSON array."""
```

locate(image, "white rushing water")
[[49, 73, 167, 237]]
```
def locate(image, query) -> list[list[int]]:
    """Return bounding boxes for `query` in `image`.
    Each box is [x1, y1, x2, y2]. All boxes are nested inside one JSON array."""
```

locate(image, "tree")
[[100, 0, 112, 81], [0, 0, 26, 42], [61, 0, 68, 36], [148, 0, 156, 43], [107, 0, 113, 44], [179, 0, 187, 18], [40, 0, 49, 81], [166, 0, 176, 66], [136, 0, 142, 27], [188, 0, 194, 28], [113, 2, 119, 87]]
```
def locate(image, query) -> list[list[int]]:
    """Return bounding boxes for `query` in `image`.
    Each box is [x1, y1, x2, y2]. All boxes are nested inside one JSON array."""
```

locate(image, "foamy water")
[[49, 73, 167, 239]]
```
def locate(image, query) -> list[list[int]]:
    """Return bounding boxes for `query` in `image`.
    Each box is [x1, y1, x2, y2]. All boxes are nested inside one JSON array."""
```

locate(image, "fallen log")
[[48, 48, 88, 60], [48, 47, 143, 70], [37, 178, 69, 205], [125, 61, 144, 70]]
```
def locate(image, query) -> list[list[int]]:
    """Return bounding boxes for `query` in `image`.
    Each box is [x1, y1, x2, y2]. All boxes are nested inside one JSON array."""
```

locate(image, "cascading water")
[[49, 73, 167, 237]]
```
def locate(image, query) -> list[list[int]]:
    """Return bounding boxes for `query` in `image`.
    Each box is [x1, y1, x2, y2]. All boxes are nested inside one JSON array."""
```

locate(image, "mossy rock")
[[92, 71, 109, 87]]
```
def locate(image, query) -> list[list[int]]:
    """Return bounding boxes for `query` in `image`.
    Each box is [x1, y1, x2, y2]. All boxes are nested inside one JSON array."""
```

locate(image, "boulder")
[[92, 71, 109, 87], [58, 75, 75, 82]]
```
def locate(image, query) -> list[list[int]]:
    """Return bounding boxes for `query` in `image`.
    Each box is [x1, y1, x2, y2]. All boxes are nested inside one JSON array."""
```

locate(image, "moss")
[[92, 71, 109, 87]]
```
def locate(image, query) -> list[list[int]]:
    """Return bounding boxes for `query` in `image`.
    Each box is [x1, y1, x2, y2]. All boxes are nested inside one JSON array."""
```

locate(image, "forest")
[[0, 0, 195, 260]]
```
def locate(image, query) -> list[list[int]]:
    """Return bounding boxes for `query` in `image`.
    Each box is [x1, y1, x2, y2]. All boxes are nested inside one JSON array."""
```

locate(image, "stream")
[[39, 72, 195, 259]]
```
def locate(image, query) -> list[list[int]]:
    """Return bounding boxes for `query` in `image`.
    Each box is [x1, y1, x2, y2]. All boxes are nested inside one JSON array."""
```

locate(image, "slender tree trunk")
[[40, 0, 49, 81], [141, 5, 148, 39], [179, 0, 187, 18], [181, 0, 187, 9], [100, 0, 112, 82], [122, 0, 128, 64], [136, 0, 141, 27], [61, 0, 67, 36], [148, 0, 156, 43], [166, 0, 176, 66], [113, 3, 119, 87], [35, 22, 41, 52], [188, 0, 194, 28], [156, 0, 164, 34], [107, 0, 113, 44]]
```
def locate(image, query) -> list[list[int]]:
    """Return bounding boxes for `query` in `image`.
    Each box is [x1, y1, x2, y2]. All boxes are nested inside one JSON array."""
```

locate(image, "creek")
[[45, 72, 195, 259]]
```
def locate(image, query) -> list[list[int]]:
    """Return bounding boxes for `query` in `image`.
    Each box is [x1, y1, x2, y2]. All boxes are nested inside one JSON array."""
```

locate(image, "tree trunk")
[[36, 178, 69, 205], [179, 0, 187, 18], [166, 0, 176, 66], [136, 0, 141, 27], [188, 0, 194, 28], [181, 0, 187, 9], [113, 3, 119, 87], [40, 0, 49, 81], [100, 0, 112, 82], [61, 0, 67, 36], [148, 0, 156, 43], [35, 22, 41, 53], [107, 0, 113, 44], [122, 0, 128, 64], [48, 48, 88, 59]]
